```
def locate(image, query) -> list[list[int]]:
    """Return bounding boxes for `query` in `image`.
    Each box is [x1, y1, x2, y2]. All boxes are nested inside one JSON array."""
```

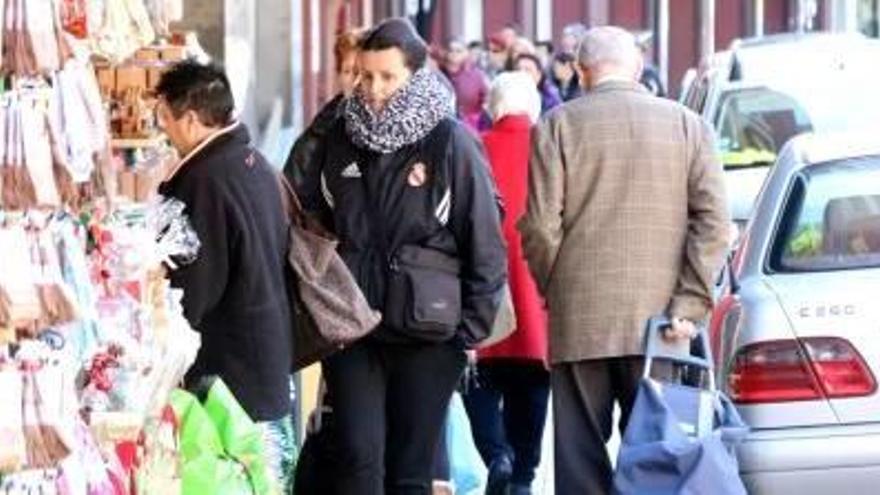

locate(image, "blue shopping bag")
[[447, 391, 487, 495], [613, 317, 749, 495]]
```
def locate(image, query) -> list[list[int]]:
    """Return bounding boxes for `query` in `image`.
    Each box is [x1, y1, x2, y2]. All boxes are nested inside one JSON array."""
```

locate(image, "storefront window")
[[858, 0, 879, 37]]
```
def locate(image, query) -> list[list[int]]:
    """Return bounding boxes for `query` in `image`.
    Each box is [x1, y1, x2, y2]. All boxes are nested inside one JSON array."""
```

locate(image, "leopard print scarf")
[[344, 68, 455, 154]]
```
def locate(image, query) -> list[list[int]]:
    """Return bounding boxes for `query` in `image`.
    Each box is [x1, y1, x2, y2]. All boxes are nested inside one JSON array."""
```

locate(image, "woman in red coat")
[[463, 71, 549, 495]]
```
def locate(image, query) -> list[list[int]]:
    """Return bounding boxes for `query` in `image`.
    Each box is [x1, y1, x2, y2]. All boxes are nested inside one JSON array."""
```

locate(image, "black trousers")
[[463, 359, 550, 486], [552, 357, 659, 495], [322, 338, 466, 495]]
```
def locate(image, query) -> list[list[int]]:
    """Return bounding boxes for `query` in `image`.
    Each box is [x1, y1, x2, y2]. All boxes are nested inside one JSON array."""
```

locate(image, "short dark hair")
[[553, 51, 576, 65], [360, 18, 427, 71], [155, 60, 234, 127]]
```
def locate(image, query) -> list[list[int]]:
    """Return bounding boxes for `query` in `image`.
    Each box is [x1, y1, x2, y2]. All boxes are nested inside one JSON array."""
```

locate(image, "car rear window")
[[715, 87, 813, 169], [770, 156, 880, 272]]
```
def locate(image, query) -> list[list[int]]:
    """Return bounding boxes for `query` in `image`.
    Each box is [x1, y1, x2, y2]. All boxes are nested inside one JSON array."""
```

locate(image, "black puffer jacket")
[[317, 117, 507, 347]]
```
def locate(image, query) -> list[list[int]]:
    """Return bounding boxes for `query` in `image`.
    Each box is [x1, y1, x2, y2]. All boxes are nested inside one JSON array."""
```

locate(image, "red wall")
[[611, 0, 645, 29], [669, 0, 699, 96], [483, 0, 519, 37], [716, 0, 745, 50], [553, 0, 587, 43], [764, 0, 789, 33]]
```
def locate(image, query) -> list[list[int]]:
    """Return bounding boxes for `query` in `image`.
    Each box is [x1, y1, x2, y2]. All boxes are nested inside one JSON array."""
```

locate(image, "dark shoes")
[[485, 455, 513, 495], [486, 455, 534, 495]]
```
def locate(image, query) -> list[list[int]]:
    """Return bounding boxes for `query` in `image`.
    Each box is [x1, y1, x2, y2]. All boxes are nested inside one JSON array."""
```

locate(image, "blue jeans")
[[462, 359, 550, 486]]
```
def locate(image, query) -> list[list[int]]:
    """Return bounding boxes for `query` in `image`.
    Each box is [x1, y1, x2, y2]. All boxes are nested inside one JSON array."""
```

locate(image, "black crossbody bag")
[[365, 124, 463, 342]]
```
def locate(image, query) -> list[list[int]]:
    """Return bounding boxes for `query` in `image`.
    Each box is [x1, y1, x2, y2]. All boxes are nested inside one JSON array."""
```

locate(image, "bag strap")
[[276, 173, 334, 239]]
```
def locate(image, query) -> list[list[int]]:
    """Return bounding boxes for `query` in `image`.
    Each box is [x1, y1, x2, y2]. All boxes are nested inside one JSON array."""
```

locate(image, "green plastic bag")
[[170, 381, 274, 495], [202, 380, 273, 495]]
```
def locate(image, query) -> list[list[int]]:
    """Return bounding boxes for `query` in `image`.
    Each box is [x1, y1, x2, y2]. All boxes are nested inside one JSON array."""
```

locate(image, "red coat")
[[479, 115, 548, 364]]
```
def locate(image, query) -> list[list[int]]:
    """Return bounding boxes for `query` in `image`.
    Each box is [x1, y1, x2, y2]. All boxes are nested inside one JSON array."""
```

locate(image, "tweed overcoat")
[[518, 80, 729, 364]]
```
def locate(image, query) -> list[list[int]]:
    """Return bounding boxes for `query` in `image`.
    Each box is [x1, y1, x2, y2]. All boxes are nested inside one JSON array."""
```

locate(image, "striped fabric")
[[258, 414, 297, 495]]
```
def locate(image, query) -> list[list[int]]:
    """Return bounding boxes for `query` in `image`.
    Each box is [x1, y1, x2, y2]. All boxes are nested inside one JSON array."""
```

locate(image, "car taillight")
[[803, 338, 877, 398], [729, 340, 822, 403], [728, 337, 876, 404]]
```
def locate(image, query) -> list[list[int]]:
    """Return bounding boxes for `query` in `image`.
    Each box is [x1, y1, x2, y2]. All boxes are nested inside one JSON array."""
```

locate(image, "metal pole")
[[754, 0, 765, 36], [655, 0, 669, 93], [793, 0, 809, 32], [700, 0, 715, 65]]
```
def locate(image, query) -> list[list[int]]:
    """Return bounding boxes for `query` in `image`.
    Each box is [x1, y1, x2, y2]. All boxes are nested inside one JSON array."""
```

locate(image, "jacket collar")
[[163, 121, 244, 182], [491, 114, 533, 132], [589, 79, 647, 96]]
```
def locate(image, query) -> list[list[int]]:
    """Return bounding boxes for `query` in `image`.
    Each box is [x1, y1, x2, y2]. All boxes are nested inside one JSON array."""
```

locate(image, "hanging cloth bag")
[[613, 317, 750, 495], [7, 96, 38, 209], [24, 0, 61, 74], [278, 175, 381, 371], [20, 95, 61, 207]]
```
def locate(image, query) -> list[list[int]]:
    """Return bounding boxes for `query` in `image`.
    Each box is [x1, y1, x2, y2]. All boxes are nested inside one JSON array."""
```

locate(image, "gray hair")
[[577, 26, 642, 78], [487, 71, 541, 124]]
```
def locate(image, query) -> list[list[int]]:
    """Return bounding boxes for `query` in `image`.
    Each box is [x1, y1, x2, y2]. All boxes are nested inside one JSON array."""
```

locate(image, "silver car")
[[682, 33, 880, 227], [711, 131, 880, 494]]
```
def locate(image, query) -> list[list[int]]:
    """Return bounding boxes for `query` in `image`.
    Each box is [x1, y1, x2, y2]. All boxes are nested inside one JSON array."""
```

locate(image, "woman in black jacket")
[[283, 28, 362, 211], [310, 18, 508, 495]]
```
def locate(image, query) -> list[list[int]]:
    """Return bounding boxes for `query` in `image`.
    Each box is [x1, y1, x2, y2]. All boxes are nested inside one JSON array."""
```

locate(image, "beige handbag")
[[278, 176, 381, 370]]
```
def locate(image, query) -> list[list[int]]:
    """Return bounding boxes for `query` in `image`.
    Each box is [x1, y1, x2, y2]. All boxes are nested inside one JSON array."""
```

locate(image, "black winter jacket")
[[283, 94, 345, 213], [158, 124, 292, 422], [317, 117, 507, 347]]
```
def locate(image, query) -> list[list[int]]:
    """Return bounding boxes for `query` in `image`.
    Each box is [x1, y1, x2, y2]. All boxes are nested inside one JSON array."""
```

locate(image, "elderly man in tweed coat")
[[518, 26, 729, 494]]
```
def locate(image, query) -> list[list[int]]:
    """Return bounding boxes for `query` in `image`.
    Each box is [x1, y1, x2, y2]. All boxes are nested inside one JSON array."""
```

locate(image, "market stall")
[[0, 2, 276, 494]]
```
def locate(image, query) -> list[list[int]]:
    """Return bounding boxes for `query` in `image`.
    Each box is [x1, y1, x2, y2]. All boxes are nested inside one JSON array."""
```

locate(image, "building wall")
[[483, 0, 520, 35], [765, 0, 790, 33], [717, 0, 747, 50], [553, 0, 587, 42], [670, 0, 699, 96], [611, 0, 646, 29]]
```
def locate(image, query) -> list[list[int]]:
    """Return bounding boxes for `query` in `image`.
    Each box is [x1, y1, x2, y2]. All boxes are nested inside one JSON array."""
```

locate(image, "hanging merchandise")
[[85, 0, 104, 42], [1, 63, 109, 211], [0, 0, 4, 73], [20, 95, 62, 207], [19, 359, 78, 470], [0, 216, 42, 333], [93, 0, 157, 62], [0, 84, 79, 210], [144, 0, 183, 37], [0, 199, 203, 491], [0, 370, 26, 474], [1, 0, 71, 76], [3, 0, 35, 75], [50, 59, 110, 183], [1, 91, 36, 210], [25, 0, 62, 74], [59, 0, 88, 39]]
